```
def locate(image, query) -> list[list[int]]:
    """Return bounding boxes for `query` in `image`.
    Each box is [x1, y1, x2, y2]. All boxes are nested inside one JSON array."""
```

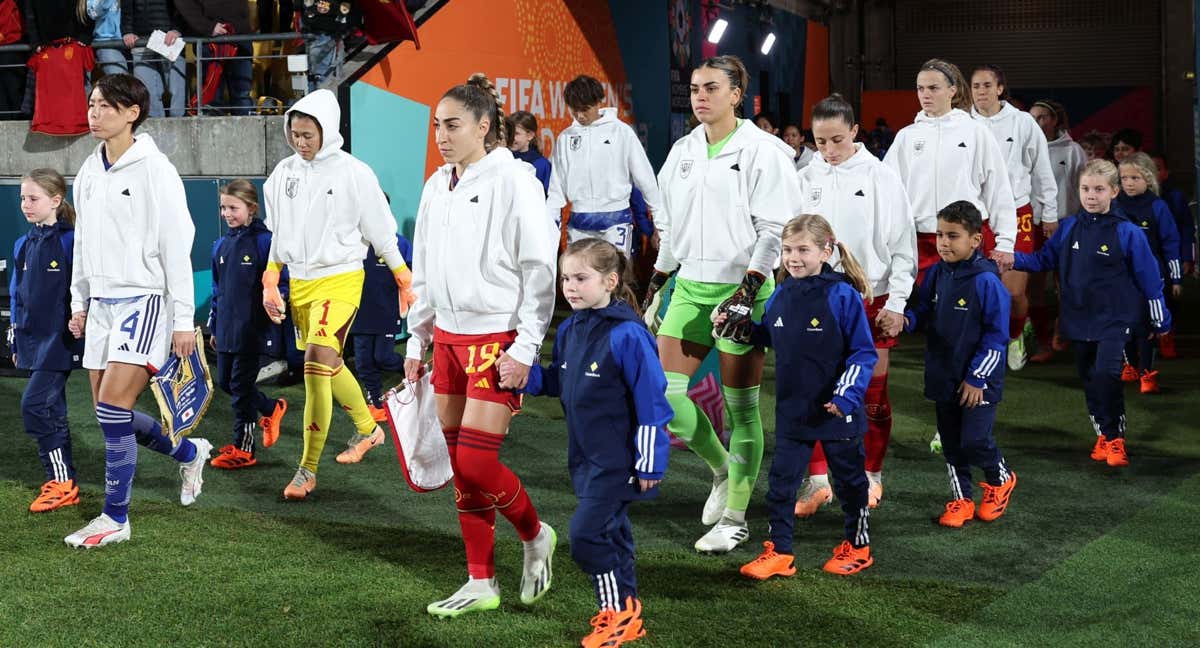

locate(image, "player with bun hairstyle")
[[406, 73, 559, 617]]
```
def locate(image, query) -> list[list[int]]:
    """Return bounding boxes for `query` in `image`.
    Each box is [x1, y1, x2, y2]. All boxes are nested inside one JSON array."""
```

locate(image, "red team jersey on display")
[[28, 41, 94, 136]]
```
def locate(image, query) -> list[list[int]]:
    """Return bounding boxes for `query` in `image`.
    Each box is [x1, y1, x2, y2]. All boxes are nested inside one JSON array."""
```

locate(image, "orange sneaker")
[[30, 479, 80, 513], [368, 404, 388, 423], [1090, 436, 1110, 461], [938, 498, 975, 528], [283, 466, 317, 500], [259, 398, 287, 448], [822, 540, 873, 575], [740, 541, 797, 580], [1106, 438, 1129, 467], [1120, 363, 1139, 383], [581, 597, 646, 648], [210, 445, 257, 469], [335, 426, 385, 464], [976, 472, 1017, 522], [1159, 331, 1178, 359], [1139, 370, 1159, 394]]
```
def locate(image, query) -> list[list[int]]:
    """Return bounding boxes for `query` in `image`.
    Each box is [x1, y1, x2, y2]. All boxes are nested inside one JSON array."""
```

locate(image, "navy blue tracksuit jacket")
[[748, 267, 877, 439], [208, 218, 281, 355], [10, 221, 82, 370], [904, 252, 1010, 404], [525, 300, 672, 499], [351, 235, 413, 336], [1014, 209, 1171, 339], [1116, 191, 1182, 286]]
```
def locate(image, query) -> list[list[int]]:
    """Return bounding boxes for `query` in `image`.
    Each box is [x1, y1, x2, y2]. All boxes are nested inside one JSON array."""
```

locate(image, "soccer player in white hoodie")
[[260, 89, 416, 500], [64, 74, 212, 548], [794, 94, 917, 516], [970, 64, 1058, 371], [645, 55, 803, 554], [884, 59, 1016, 453], [404, 73, 557, 617], [547, 75, 664, 257]]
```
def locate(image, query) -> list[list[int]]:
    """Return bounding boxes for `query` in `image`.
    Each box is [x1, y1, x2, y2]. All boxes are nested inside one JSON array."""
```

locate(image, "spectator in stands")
[[1108, 128, 1142, 163], [121, 0, 186, 117], [300, 0, 360, 91], [0, 0, 26, 119], [175, 0, 253, 115], [782, 124, 813, 170], [87, 1, 129, 76], [753, 110, 780, 136], [20, 1, 94, 116], [1080, 133, 1105, 162]]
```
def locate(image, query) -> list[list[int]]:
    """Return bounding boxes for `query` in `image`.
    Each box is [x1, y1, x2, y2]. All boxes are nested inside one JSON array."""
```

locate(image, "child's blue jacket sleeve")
[[1119, 221, 1173, 332], [903, 264, 937, 333], [965, 274, 1010, 389], [611, 321, 672, 480], [9, 237, 25, 347], [523, 320, 568, 398], [1014, 217, 1070, 273], [208, 238, 222, 330], [829, 284, 878, 416], [1152, 200, 1182, 284]]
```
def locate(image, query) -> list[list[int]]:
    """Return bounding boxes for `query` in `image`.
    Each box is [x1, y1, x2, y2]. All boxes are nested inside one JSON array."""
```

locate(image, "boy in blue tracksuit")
[[904, 201, 1015, 528], [10, 170, 83, 513], [351, 234, 413, 419], [517, 239, 671, 647], [729, 215, 877, 581], [1015, 160, 1171, 467], [207, 181, 287, 469], [1115, 154, 1181, 392]]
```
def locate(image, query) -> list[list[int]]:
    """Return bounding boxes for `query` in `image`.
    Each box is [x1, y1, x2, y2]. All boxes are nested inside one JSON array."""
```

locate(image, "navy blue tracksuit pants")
[[766, 435, 870, 554], [1075, 338, 1127, 441], [571, 498, 637, 611], [22, 370, 74, 483], [934, 402, 1010, 500], [216, 351, 277, 454], [353, 334, 404, 406]]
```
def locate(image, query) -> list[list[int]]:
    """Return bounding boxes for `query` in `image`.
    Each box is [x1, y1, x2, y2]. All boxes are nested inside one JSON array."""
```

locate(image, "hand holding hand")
[[69, 311, 87, 338], [497, 351, 530, 390]]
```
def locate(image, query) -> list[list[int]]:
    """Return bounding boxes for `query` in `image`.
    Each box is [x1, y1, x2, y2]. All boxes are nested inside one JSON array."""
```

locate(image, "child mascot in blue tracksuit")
[[1114, 153, 1181, 392], [726, 215, 878, 581], [10, 169, 84, 513], [516, 239, 671, 648], [207, 180, 287, 469], [1015, 159, 1171, 467], [351, 234, 413, 417], [905, 201, 1015, 529]]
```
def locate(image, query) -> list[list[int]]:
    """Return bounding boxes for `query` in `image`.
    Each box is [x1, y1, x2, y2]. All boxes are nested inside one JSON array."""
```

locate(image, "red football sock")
[[863, 374, 892, 473], [808, 441, 828, 477], [444, 427, 498, 579], [457, 427, 541, 542]]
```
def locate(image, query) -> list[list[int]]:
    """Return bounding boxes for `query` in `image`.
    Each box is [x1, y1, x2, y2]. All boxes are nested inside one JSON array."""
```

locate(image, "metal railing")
[[0, 32, 316, 119]]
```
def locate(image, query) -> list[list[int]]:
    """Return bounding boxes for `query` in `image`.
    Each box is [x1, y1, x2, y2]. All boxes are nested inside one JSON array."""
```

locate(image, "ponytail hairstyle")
[[561, 238, 641, 316], [780, 214, 872, 300], [919, 58, 971, 111], [219, 178, 261, 217], [1082, 158, 1120, 189], [442, 73, 507, 152], [971, 63, 1010, 101], [1119, 152, 1161, 195], [507, 110, 540, 152], [697, 55, 750, 117], [22, 168, 75, 227], [811, 93, 856, 126]]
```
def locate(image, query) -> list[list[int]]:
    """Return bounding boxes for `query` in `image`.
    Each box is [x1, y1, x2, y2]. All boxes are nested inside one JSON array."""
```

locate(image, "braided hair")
[[442, 73, 507, 151]]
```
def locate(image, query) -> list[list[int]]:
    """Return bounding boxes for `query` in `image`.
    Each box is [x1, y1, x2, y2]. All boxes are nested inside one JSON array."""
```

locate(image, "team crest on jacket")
[[913, 139, 925, 153], [809, 187, 822, 203], [570, 135, 582, 151], [680, 160, 694, 178], [285, 177, 300, 198]]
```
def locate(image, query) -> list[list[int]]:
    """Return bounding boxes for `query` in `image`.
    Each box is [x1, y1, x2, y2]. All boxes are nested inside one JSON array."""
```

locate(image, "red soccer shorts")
[[432, 328, 523, 412]]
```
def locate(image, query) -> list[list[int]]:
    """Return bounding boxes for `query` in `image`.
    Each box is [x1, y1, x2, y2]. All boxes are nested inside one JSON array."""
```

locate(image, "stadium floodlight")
[[707, 18, 728, 44], [760, 31, 776, 55]]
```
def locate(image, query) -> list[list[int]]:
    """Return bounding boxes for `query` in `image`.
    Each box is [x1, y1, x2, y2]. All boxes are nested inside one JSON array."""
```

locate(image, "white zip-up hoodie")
[[800, 143, 917, 313], [70, 134, 195, 332], [655, 120, 802, 283], [405, 147, 557, 367], [971, 101, 1058, 223], [884, 108, 1017, 252], [263, 90, 404, 280], [1044, 130, 1086, 220], [546, 107, 664, 221]]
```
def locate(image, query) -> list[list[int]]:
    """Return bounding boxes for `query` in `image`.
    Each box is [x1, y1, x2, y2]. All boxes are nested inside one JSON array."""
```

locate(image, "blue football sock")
[[131, 410, 195, 462], [97, 402, 136, 523]]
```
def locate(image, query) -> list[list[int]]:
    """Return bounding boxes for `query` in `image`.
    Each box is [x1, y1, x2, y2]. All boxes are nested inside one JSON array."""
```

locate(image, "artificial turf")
[[1, 311, 1198, 647]]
